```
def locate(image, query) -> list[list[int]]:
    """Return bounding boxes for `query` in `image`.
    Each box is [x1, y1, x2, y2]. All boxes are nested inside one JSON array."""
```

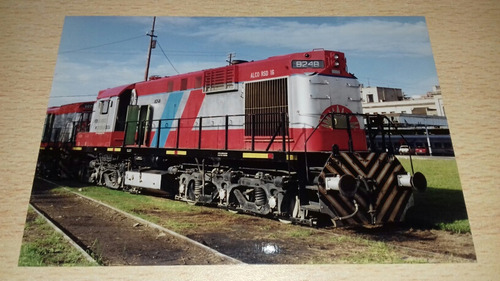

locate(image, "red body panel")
[[180, 89, 205, 119], [76, 132, 125, 147], [149, 127, 366, 152], [237, 51, 351, 82]]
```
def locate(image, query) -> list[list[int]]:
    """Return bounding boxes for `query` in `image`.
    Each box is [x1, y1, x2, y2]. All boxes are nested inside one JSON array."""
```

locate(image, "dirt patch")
[[30, 192, 238, 265]]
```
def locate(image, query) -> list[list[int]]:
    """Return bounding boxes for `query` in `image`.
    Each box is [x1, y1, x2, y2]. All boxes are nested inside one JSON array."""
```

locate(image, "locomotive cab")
[[76, 85, 135, 147]]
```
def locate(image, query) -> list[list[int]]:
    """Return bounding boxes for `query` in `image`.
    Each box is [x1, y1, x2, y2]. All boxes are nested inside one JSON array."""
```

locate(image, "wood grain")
[[1, 0, 498, 280]]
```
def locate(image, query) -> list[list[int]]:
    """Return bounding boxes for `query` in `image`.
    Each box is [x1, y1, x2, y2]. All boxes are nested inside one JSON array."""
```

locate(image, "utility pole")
[[424, 116, 433, 156], [227, 53, 235, 65], [144, 16, 157, 81]]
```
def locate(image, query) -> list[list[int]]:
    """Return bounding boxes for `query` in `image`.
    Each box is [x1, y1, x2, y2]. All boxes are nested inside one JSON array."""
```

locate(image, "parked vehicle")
[[415, 146, 429, 155], [370, 135, 454, 156], [398, 145, 413, 155]]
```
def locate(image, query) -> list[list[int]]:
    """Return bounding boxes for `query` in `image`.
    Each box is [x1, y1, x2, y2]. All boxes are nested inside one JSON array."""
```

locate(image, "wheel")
[[278, 195, 300, 224], [103, 170, 120, 189], [227, 189, 241, 214], [185, 180, 198, 205]]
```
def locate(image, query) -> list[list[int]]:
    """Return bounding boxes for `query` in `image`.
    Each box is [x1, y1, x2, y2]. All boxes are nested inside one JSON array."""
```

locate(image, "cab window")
[[100, 100, 110, 114]]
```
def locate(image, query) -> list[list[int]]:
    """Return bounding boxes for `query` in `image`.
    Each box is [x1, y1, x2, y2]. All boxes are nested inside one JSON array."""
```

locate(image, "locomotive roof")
[[46, 101, 94, 115], [97, 83, 136, 100], [96, 49, 354, 100]]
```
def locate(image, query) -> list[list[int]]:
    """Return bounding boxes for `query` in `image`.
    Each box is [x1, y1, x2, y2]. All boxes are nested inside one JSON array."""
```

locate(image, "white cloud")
[[123, 16, 203, 34], [150, 60, 225, 76], [49, 54, 225, 106], [190, 18, 432, 57], [49, 55, 145, 106]]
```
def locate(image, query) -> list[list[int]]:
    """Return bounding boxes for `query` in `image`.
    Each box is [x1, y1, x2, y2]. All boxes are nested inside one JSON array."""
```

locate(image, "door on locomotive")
[[124, 104, 153, 146]]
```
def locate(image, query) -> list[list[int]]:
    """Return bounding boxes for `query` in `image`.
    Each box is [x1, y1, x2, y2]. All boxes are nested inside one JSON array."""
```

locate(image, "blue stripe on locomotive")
[[151, 91, 184, 147]]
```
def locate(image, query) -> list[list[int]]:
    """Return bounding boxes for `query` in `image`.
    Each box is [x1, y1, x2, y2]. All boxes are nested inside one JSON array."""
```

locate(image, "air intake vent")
[[203, 65, 238, 93], [245, 78, 288, 136]]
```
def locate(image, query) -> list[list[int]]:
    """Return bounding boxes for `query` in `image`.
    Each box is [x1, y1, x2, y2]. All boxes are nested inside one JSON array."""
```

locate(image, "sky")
[[48, 16, 439, 107]]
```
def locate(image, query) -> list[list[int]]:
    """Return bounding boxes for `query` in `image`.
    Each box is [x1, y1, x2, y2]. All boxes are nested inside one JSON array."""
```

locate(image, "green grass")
[[329, 235, 427, 263], [328, 235, 415, 263], [79, 186, 197, 213], [73, 186, 211, 232], [342, 241, 404, 263], [288, 228, 314, 238], [398, 158, 471, 233], [19, 209, 97, 266]]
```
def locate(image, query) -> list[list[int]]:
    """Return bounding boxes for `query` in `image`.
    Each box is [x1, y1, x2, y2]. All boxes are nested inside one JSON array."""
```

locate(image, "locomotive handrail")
[[123, 112, 289, 152], [125, 111, 398, 152], [265, 112, 288, 152], [122, 111, 415, 172], [303, 112, 358, 153], [302, 112, 413, 154], [377, 114, 416, 174], [300, 112, 417, 181]]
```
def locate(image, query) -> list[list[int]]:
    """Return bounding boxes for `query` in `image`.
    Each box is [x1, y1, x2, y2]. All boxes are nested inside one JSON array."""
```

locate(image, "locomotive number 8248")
[[38, 49, 426, 227]]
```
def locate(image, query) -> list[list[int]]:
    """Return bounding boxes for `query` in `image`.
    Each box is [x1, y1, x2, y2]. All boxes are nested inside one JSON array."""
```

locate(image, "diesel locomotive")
[[38, 49, 426, 227]]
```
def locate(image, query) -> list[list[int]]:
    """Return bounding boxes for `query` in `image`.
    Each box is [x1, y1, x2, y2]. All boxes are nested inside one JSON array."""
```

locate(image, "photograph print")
[[19, 16, 475, 266]]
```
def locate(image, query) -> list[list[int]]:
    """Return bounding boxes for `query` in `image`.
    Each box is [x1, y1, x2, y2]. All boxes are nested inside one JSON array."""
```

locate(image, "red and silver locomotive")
[[38, 49, 426, 226]]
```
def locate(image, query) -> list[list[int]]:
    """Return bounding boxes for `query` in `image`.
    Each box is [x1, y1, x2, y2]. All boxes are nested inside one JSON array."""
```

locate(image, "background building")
[[361, 85, 445, 117], [359, 85, 452, 156]]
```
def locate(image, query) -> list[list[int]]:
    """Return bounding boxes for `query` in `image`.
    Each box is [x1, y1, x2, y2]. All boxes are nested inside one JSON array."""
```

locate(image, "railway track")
[[30, 178, 244, 266], [28, 177, 475, 265], [28, 202, 98, 264]]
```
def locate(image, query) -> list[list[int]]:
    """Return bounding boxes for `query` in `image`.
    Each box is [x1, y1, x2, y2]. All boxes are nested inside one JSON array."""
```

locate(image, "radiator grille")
[[245, 78, 288, 136]]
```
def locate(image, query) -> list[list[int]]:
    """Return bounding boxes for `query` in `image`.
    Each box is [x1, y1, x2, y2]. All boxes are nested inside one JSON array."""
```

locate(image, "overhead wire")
[[59, 35, 144, 54], [156, 41, 180, 74], [49, 94, 97, 99]]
